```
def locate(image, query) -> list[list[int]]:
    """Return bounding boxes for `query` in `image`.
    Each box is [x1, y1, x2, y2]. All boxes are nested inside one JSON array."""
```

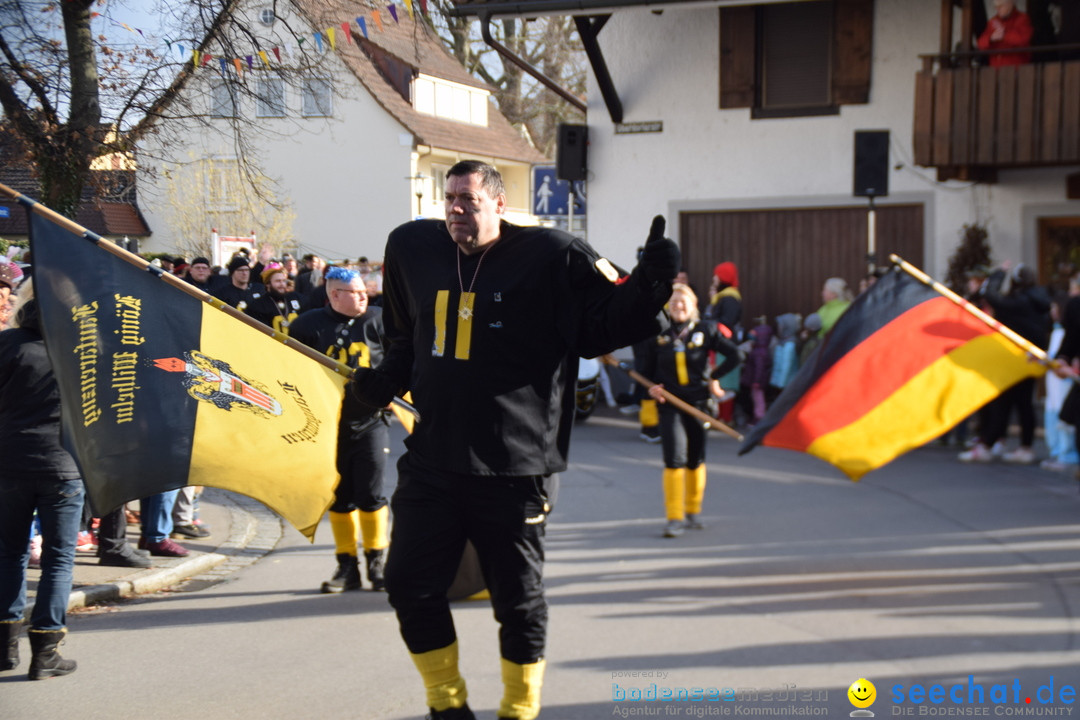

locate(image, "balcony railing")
[[913, 46, 1080, 179]]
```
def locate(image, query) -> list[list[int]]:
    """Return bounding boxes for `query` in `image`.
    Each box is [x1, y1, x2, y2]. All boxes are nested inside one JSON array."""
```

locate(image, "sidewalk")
[[25, 488, 284, 612]]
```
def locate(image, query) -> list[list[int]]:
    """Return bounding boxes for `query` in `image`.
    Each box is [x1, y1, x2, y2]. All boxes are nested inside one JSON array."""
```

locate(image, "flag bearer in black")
[[349, 160, 679, 720], [290, 266, 390, 592], [643, 284, 741, 539]]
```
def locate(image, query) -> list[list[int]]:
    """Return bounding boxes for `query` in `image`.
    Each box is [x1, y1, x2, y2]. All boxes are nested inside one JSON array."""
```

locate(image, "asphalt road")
[[4, 408, 1080, 720]]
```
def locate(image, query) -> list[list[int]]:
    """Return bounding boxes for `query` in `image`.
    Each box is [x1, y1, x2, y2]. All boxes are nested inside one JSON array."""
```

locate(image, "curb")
[[69, 552, 228, 608], [66, 489, 280, 610]]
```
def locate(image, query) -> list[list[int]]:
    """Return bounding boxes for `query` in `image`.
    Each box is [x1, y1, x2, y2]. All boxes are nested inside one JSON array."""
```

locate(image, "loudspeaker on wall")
[[853, 130, 889, 198], [557, 124, 588, 182]]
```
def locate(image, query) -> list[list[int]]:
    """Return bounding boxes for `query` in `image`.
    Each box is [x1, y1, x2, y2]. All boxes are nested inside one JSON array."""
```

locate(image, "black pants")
[[659, 399, 708, 469], [982, 378, 1037, 447], [384, 452, 553, 664], [96, 506, 129, 556], [331, 418, 389, 514]]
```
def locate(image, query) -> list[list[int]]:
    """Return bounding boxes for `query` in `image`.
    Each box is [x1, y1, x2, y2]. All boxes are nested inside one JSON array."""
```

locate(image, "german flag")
[[28, 210, 344, 539], [739, 268, 1045, 480]]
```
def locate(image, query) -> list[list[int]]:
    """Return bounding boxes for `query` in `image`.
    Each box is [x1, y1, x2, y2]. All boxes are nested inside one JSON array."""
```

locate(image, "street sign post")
[[532, 166, 586, 218]]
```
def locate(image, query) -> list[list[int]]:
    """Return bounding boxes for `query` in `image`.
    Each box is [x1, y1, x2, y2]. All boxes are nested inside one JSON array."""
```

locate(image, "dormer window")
[[413, 73, 489, 127]]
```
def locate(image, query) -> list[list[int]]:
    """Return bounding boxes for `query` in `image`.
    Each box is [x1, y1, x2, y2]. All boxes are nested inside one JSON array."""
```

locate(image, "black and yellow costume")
[[244, 290, 303, 335], [642, 319, 739, 535], [209, 282, 263, 311], [373, 218, 670, 719], [290, 303, 389, 591]]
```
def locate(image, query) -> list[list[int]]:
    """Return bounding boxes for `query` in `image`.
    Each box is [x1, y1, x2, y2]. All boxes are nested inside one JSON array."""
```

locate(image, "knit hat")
[[191, 257, 211, 267], [714, 262, 739, 288], [804, 313, 823, 333], [227, 255, 250, 274], [261, 262, 286, 285]]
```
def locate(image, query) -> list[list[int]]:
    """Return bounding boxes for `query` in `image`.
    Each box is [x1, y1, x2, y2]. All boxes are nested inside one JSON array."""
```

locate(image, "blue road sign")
[[532, 166, 586, 217]]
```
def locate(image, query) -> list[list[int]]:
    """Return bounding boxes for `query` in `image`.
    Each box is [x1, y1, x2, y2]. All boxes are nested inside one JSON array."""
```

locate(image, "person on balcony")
[[978, 0, 1034, 67]]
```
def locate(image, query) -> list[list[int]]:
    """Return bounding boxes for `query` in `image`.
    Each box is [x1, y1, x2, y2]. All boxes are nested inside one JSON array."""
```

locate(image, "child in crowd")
[[1043, 296, 1079, 471], [739, 316, 773, 426], [768, 313, 801, 403]]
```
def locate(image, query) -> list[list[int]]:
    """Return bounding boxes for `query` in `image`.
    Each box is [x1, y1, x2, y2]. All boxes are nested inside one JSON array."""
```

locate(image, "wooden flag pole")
[[0, 182, 420, 419], [599, 354, 744, 441], [889, 254, 1063, 375]]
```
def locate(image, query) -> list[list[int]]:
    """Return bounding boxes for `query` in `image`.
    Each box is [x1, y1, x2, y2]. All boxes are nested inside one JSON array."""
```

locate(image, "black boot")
[[425, 705, 476, 720], [320, 553, 361, 593], [364, 549, 386, 592], [28, 628, 76, 680], [1, 619, 21, 671]]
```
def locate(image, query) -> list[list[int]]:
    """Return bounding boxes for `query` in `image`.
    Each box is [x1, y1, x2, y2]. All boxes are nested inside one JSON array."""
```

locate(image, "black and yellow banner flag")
[[29, 211, 343, 539]]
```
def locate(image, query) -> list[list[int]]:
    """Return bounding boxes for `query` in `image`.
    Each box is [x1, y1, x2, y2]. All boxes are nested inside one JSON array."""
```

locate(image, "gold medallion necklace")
[[456, 243, 494, 321]]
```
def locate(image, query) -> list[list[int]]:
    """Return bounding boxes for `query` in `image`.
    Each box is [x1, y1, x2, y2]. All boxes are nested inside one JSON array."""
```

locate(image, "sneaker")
[[663, 520, 684, 538], [640, 427, 662, 444], [1003, 447, 1036, 464], [958, 443, 994, 463], [685, 513, 705, 530], [139, 537, 189, 557], [76, 531, 98, 553], [1040, 459, 1068, 472], [98, 545, 153, 568], [170, 523, 211, 539]]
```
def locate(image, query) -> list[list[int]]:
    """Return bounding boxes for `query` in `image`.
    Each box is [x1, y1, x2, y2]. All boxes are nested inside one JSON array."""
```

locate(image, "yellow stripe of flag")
[[807, 332, 1043, 480]]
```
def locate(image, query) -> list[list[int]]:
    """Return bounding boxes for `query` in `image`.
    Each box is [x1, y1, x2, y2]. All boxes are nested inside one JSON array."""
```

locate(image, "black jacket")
[[378, 219, 669, 476], [0, 300, 81, 480], [983, 270, 1051, 349]]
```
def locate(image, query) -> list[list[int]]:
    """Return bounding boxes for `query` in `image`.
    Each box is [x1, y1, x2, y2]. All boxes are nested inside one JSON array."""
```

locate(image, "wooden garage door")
[[680, 204, 924, 330]]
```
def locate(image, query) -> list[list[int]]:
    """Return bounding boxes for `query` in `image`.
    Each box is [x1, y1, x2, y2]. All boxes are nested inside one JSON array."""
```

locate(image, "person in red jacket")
[[978, 0, 1034, 67]]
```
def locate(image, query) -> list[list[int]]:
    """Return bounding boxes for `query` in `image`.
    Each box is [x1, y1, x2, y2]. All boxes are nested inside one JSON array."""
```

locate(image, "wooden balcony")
[[913, 49, 1080, 181]]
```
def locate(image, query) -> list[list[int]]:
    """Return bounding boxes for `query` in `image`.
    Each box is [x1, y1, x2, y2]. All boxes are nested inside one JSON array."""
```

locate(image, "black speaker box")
[[853, 130, 889, 198], [557, 124, 588, 182]]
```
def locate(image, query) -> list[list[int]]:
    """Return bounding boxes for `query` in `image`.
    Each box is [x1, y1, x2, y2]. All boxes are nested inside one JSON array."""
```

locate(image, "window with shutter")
[[761, 2, 833, 110], [719, 0, 873, 118]]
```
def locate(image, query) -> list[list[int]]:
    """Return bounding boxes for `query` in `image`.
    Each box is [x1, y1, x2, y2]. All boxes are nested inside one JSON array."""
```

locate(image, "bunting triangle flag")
[[739, 268, 1046, 480], [27, 210, 345, 539]]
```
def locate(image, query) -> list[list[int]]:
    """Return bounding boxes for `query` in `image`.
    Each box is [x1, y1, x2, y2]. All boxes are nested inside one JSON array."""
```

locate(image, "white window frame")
[[210, 80, 237, 118], [256, 76, 286, 118], [207, 157, 241, 213], [413, 73, 490, 127], [302, 76, 333, 117]]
